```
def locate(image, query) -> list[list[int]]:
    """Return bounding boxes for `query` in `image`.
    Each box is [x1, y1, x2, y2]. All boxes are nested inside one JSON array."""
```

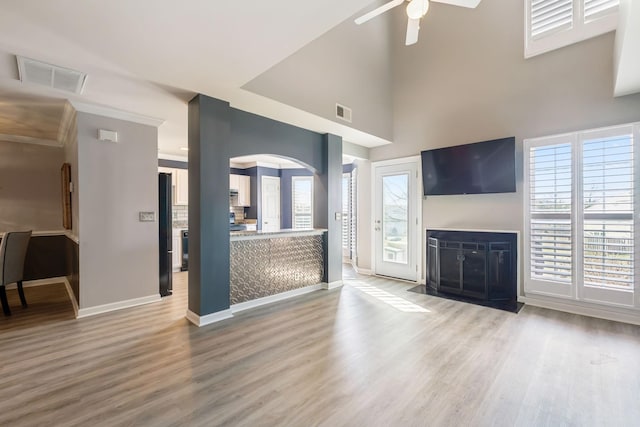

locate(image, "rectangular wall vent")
[[16, 56, 87, 94], [336, 103, 352, 123]]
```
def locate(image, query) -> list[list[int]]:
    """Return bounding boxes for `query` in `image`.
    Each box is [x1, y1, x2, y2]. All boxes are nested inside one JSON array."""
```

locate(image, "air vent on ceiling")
[[336, 103, 352, 123], [16, 56, 87, 94]]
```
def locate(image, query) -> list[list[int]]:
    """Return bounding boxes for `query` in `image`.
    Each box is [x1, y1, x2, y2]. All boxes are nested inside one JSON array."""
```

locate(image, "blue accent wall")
[[188, 94, 342, 317]]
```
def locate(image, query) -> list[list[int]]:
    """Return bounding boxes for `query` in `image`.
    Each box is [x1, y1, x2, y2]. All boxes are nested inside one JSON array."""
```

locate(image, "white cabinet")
[[172, 230, 181, 271], [175, 169, 188, 205], [230, 174, 251, 207]]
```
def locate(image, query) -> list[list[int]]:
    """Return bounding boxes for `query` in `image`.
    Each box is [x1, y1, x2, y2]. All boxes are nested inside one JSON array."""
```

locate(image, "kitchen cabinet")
[[175, 169, 188, 205], [230, 174, 251, 207]]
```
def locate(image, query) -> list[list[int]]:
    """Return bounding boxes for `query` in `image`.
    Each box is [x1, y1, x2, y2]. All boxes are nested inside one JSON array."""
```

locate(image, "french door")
[[373, 160, 420, 281], [524, 123, 639, 308]]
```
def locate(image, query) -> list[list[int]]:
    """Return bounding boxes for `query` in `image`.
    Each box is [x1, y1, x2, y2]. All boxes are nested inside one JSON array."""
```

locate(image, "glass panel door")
[[374, 161, 418, 281]]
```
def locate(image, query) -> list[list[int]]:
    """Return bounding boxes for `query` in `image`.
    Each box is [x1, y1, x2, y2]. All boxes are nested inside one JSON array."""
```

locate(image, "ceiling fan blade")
[[405, 18, 420, 45], [431, 0, 482, 8], [355, 0, 405, 25]]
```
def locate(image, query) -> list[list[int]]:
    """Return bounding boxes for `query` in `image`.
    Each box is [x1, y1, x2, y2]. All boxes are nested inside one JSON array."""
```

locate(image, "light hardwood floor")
[[1, 272, 639, 426]]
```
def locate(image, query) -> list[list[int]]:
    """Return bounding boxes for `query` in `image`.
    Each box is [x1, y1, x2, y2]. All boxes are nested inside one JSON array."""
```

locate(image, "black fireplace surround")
[[426, 230, 517, 303]]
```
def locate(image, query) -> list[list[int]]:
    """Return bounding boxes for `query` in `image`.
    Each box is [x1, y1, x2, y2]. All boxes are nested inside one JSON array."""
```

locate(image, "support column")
[[317, 133, 343, 288], [187, 95, 233, 325]]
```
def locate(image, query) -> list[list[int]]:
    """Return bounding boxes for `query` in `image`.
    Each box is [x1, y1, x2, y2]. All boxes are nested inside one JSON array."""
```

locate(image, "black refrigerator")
[[159, 172, 173, 296]]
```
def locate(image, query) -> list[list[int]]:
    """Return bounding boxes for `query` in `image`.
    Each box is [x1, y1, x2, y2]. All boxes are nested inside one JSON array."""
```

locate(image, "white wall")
[[243, 0, 394, 141], [355, 159, 372, 271], [0, 140, 64, 232], [368, 0, 640, 284], [76, 112, 159, 309]]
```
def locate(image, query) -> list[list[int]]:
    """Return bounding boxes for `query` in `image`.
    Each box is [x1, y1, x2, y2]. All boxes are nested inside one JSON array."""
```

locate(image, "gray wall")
[[63, 112, 79, 238], [243, 0, 394, 141], [368, 0, 640, 283], [189, 95, 343, 317], [76, 112, 159, 309], [0, 140, 64, 232]]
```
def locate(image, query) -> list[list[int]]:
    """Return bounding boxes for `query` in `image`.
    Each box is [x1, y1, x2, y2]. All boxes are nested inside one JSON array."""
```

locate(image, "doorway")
[[373, 159, 420, 281]]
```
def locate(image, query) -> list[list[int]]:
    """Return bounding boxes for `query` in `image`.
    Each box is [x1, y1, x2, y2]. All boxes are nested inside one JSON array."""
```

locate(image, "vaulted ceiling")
[[0, 0, 638, 157]]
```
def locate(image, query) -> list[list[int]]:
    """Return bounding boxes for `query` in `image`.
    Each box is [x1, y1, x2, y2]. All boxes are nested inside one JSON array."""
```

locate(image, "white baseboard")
[[520, 294, 640, 326], [77, 294, 161, 318], [353, 265, 372, 276], [62, 278, 79, 318], [186, 309, 234, 327], [231, 284, 323, 314], [322, 280, 343, 290]]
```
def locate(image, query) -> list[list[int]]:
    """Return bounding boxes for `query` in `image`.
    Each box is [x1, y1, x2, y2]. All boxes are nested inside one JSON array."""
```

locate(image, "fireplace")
[[426, 230, 517, 303]]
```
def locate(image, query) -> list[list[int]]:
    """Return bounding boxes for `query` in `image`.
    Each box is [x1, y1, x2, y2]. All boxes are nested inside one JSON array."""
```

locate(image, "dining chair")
[[0, 231, 32, 316]]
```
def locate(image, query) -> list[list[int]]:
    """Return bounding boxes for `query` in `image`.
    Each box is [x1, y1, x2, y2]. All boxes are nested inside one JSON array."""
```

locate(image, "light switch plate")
[[335, 212, 342, 221], [139, 211, 155, 222]]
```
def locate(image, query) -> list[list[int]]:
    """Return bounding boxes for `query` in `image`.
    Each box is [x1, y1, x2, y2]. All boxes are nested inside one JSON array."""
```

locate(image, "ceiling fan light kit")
[[355, 0, 482, 46], [406, 0, 429, 20]]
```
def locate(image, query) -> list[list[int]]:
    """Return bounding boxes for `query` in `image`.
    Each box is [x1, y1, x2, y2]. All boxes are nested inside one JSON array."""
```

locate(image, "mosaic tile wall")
[[230, 235, 324, 304]]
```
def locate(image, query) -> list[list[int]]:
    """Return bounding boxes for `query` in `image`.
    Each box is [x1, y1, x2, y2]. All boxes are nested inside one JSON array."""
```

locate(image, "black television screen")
[[421, 137, 516, 195]]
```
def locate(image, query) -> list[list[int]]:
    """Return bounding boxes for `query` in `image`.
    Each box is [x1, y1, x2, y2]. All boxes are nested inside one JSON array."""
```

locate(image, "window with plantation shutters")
[[584, 0, 619, 21], [582, 130, 634, 292], [292, 176, 313, 229], [524, 123, 639, 308], [525, 0, 619, 58], [530, 0, 573, 39], [341, 169, 358, 260], [528, 142, 573, 285]]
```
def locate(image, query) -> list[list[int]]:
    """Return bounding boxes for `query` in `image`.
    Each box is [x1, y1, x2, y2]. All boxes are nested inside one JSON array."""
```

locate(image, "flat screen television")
[[421, 137, 516, 196]]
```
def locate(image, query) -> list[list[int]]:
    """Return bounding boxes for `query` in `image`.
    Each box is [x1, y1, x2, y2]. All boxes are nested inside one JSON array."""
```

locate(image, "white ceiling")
[[0, 0, 637, 157], [0, 0, 390, 157]]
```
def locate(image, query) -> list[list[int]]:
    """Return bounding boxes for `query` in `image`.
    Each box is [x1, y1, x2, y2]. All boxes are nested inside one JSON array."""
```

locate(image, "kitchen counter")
[[230, 228, 327, 241], [230, 229, 326, 305]]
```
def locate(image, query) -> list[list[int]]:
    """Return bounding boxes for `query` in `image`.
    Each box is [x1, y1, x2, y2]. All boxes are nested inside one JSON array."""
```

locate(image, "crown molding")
[[70, 101, 165, 128]]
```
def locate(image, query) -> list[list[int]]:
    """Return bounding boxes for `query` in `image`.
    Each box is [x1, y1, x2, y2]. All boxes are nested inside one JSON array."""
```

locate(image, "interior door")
[[374, 161, 419, 281], [261, 176, 281, 231]]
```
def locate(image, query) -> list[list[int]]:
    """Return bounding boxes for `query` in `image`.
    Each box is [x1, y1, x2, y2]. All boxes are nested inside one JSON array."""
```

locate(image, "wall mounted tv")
[[421, 137, 516, 196]]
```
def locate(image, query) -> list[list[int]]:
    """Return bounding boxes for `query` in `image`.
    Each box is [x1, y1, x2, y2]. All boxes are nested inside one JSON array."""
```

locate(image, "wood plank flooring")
[[1, 272, 639, 426]]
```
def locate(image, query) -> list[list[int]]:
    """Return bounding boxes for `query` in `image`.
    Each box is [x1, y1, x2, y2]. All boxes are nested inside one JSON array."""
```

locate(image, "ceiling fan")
[[354, 0, 482, 46]]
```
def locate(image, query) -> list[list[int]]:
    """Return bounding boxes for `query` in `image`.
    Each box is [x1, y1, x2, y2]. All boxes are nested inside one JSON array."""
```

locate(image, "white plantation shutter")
[[582, 131, 634, 290], [292, 176, 313, 229], [525, 123, 639, 308], [342, 174, 350, 250], [584, 0, 619, 22], [530, 0, 573, 39], [528, 141, 573, 289], [525, 0, 619, 58]]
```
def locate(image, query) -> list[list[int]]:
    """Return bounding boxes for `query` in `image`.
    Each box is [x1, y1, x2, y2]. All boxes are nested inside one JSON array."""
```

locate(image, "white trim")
[[0, 230, 69, 238], [353, 265, 373, 276], [5, 276, 66, 289], [5, 276, 79, 318], [322, 280, 343, 290], [520, 294, 640, 326], [65, 232, 79, 244], [77, 294, 161, 318], [524, 0, 619, 58], [70, 101, 165, 128], [0, 133, 60, 147], [185, 309, 234, 327], [371, 157, 421, 281], [427, 227, 520, 234], [231, 284, 323, 314], [63, 278, 79, 318]]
